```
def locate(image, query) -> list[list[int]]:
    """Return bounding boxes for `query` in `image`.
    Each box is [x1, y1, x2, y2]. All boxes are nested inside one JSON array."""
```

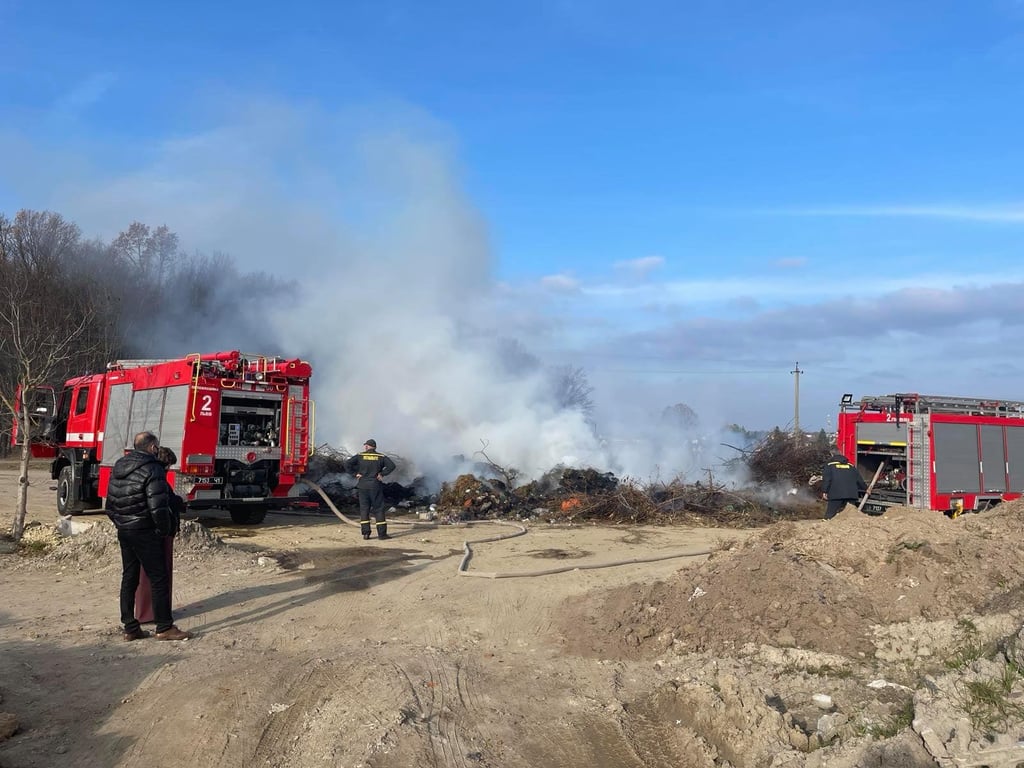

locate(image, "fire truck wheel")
[[57, 467, 84, 515], [229, 506, 267, 525]]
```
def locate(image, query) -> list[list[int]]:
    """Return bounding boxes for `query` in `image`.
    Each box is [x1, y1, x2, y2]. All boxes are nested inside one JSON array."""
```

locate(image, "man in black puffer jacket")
[[106, 431, 191, 641]]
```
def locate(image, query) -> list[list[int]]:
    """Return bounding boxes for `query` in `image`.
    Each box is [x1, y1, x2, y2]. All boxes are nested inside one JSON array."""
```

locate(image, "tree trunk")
[[12, 410, 33, 542]]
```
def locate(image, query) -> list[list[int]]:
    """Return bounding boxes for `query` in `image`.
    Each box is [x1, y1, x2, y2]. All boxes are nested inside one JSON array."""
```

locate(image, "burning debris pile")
[[434, 449, 825, 525], [302, 438, 826, 527]]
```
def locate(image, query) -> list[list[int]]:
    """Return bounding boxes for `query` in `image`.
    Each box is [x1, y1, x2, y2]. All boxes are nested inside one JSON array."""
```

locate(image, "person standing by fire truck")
[[821, 450, 867, 520], [134, 446, 185, 624], [346, 439, 397, 540], [106, 431, 191, 641]]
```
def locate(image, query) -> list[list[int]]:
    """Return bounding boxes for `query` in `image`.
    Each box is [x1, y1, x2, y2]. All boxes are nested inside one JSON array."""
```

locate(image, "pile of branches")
[[435, 469, 821, 528], [307, 438, 829, 529], [304, 443, 351, 484], [745, 428, 832, 488]]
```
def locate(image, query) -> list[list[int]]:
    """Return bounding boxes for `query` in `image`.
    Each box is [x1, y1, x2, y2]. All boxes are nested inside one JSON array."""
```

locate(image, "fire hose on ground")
[[298, 479, 715, 579]]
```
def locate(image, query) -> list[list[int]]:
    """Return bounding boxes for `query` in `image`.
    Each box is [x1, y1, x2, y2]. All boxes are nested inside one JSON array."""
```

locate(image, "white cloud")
[[613, 254, 665, 277], [771, 203, 1024, 223], [540, 273, 581, 292], [53, 72, 117, 114]]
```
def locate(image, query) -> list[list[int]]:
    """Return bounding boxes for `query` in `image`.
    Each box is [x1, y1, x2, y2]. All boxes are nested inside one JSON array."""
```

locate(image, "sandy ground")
[[3, 458, 1024, 768], [0, 460, 739, 768]]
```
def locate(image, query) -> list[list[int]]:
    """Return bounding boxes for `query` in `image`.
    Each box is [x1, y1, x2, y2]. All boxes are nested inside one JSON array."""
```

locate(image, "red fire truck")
[[13, 351, 314, 524], [837, 393, 1024, 515]]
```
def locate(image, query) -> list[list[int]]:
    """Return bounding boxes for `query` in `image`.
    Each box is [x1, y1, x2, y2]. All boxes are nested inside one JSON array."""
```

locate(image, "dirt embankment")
[[562, 503, 1024, 663]]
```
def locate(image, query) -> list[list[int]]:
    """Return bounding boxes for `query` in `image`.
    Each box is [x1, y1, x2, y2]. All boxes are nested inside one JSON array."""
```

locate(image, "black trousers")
[[825, 498, 857, 520], [357, 483, 386, 524], [118, 528, 173, 633]]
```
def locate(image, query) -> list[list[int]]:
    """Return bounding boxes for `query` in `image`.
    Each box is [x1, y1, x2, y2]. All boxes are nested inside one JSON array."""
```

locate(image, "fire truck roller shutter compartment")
[[1006, 425, 1024, 492], [933, 423, 982, 495], [158, 386, 188, 465], [127, 388, 165, 442], [102, 384, 188, 465], [979, 424, 1007, 493], [856, 421, 908, 445], [101, 384, 134, 465]]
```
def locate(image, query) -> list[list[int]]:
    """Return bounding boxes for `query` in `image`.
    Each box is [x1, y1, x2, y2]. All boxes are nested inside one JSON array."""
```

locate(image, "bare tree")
[[662, 403, 700, 430], [111, 221, 179, 283], [0, 209, 81, 270], [550, 365, 595, 417], [0, 212, 102, 541]]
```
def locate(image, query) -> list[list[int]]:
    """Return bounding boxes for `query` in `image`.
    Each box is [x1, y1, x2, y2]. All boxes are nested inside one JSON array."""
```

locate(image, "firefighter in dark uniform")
[[821, 451, 867, 520], [345, 439, 397, 539]]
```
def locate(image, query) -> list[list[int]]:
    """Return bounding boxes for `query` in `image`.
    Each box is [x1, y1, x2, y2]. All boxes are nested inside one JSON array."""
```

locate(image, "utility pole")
[[791, 361, 803, 437]]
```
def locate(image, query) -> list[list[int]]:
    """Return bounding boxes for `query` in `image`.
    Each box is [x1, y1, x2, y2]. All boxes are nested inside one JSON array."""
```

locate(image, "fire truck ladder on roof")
[[108, 358, 178, 369], [860, 394, 1024, 417]]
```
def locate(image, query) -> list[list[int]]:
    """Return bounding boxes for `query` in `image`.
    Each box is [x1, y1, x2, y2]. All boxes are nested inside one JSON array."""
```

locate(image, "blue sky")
[[3, 1, 1024, 471]]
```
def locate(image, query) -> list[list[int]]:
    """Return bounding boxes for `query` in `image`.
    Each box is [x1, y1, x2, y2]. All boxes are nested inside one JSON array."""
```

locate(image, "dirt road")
[[0, 461, 739, 768], [4, 458, 1024, 768]]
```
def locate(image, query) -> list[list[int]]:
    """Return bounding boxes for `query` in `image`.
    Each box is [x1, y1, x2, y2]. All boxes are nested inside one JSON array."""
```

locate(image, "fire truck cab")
[[15, 351, 315, 525], [837, 393, 1024, 515]]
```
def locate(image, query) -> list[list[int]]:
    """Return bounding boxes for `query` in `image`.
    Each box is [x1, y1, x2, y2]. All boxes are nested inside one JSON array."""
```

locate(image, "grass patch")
[[956, 617, 977, 633], [18, 539, 52, 556], [805, 664, 855, 679], [873, 697, 915, 738], [958, 661, 1024, 736], [886, 539, 928, 563], [944, 617, 988, 670], [854, 696, 916, 739]]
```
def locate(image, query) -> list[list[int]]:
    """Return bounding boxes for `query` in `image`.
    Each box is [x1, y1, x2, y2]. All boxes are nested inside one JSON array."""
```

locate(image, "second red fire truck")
[[837, 393, 1024, 515]]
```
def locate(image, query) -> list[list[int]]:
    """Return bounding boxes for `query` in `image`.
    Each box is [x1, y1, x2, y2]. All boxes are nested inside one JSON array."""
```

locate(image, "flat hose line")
[[298, 479, 714, 579]]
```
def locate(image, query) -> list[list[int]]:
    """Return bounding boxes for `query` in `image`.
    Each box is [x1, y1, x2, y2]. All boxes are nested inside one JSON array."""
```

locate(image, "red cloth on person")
[[135, 537, 174, 623]]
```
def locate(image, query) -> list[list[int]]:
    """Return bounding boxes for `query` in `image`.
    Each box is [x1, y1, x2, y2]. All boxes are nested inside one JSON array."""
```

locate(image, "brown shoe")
[[124, 628, 151, 641], [155, 626, 192, 641]]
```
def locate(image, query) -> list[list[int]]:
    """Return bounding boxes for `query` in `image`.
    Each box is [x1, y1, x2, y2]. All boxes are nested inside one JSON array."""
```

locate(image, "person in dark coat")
[[106, 431, 191, 641], [821, 451, 868, 520], [134, 446, 185, 624], [345, 439, 397, 540]]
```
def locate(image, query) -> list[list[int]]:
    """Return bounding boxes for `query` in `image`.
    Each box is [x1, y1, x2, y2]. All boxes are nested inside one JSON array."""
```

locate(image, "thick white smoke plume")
[[4, 99, 722, 486], [267, 132, 619, 484]]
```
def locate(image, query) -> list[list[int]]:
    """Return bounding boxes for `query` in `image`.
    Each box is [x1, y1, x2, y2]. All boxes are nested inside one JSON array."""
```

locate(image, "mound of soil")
[[559, 501, 1024, 661], [37, 519, 229, 571], [174, 520, 227, 554]]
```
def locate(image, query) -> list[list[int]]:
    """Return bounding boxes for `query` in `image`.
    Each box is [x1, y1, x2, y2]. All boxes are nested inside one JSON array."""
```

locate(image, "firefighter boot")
[[377, 523, 390, 540], [361, 523, 371, 540]]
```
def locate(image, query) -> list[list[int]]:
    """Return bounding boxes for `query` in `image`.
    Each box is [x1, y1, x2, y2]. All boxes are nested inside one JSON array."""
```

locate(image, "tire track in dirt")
[[383, 650, 484, 768], [481, 585, 554, 650], [250, 658, 346, 766], [107, 663, 258, 768]]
